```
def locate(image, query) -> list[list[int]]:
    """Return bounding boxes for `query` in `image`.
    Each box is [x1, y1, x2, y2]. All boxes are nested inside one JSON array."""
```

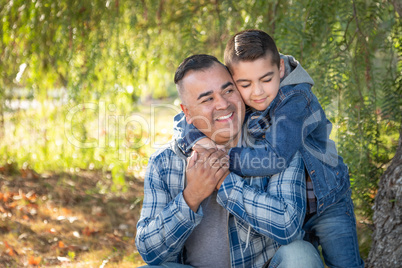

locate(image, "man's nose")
[[215, 95, 230, 110]]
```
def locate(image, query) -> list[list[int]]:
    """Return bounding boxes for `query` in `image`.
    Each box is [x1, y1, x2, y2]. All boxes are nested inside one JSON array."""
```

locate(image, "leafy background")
[[0, 0, 401, 266]]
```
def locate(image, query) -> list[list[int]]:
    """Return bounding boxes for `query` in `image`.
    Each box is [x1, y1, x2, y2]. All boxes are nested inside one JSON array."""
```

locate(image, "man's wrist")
[[183, 188, 201, 212]]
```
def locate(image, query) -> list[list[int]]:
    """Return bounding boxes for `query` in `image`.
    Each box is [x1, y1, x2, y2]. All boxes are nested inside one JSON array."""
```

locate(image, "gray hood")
[[280, 54, 314, 87]]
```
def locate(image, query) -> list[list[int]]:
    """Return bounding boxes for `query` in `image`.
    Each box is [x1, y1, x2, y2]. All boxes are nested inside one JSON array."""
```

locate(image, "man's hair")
[[224, 29, 280, 71], [174, 54, 226, 100]]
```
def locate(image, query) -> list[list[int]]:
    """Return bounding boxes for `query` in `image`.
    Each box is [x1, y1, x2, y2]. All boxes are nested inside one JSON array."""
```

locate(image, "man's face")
[[231, 55, 285, 111], [180, 63, 245, 146]]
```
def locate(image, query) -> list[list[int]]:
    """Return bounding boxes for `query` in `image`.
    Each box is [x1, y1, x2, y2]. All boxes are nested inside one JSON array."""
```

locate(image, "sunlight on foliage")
[[0, 0, 401, 265]]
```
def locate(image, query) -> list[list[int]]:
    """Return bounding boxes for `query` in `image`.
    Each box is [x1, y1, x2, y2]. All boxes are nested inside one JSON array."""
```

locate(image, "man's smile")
[[215, 112, 234, 122]]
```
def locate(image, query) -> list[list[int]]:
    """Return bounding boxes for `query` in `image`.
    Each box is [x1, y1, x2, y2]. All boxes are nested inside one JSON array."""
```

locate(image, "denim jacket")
[[173, 55, 350, 216]]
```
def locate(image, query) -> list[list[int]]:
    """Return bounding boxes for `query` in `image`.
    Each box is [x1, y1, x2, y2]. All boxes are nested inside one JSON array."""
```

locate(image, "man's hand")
[[193, 145, 230, 190], [183, 147, 229, 212]]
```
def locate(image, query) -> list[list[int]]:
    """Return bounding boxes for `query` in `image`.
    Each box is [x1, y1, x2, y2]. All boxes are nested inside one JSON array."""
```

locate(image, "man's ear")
[[279, 58, 285, 79], [180, 104, 193, 124]]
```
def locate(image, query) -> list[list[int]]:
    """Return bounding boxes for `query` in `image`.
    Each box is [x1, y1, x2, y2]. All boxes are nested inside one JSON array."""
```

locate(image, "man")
[[135, 54, 323, 268]]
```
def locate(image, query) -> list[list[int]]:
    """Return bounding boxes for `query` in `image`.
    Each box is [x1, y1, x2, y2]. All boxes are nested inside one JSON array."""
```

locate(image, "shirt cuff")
[[228, 147, 245, 176], [175, 191, 204, 225]]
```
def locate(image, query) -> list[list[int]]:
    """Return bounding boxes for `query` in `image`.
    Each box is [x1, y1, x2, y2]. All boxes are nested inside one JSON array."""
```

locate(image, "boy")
[[174, 30, 364, 268]]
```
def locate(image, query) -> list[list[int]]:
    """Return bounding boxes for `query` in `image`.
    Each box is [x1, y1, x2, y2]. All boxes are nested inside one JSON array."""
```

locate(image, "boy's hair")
[[174, 54, 226, 99], [224, 29, 280, 71]]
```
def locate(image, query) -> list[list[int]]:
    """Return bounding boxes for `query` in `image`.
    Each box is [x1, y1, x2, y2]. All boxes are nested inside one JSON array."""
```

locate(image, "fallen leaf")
[[58, 241, 65, 248], [18, 233, 29, 240], [18, 189, 26, 200], [61, 207, 72, 215], [67, 216, 78, 223], [28, 255, 42, 265], [57, 256, 70, 262], [3, 192, 11, 202], [73, 231, 80, 238], [4, 241, 18, 256], [8, 201, 18, 208], [27, 203, 39, 209], [82, 226, 98, 236], [26, 192, 37, 202], [57, 216, 66, 221], [21, 167, 39, 179], [6, 247, 15, 256]]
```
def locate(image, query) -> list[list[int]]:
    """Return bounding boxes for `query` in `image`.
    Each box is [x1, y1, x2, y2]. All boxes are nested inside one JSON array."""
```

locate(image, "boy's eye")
[[263, 78, 272, 83], [239, 84, 250, 88]]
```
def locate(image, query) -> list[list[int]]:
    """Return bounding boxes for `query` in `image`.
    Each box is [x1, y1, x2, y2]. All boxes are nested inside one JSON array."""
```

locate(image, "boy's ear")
[[279, 59, 285, 79], [180, 104, 193, 124]]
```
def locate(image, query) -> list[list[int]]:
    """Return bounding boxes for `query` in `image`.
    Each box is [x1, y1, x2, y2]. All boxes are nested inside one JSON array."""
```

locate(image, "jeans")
[[139, 240, 323, 268], [266, 240, 324, 268], [303, 189, 364, 268], [138, 263, 193, 268]]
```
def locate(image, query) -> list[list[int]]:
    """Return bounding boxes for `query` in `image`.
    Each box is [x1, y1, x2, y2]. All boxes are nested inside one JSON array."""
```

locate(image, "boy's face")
[[231, 55, 285, 111]]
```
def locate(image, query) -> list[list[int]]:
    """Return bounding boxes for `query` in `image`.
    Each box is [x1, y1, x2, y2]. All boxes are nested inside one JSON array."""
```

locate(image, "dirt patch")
[[0, 168, 145, 267]]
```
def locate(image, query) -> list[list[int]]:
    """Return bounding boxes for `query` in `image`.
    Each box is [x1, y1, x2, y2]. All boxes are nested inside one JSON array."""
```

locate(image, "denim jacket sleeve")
[[217, 151, 306, 245], [135, 150, 203, 265], [229, 86, 314, 177], [173, 112, 206, 154]]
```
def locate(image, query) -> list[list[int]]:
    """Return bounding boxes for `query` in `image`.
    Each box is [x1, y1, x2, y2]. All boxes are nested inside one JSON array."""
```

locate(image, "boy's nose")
[[253, 83, 264, 96]]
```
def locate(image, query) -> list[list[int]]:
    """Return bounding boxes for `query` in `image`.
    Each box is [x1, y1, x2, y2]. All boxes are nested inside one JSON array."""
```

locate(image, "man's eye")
[[226, 89, 234, 94], [263, 79, 272, 83], [202, 97, 213, 103]]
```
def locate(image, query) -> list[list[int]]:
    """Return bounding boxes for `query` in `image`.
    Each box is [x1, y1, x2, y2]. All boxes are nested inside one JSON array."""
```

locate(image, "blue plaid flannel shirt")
[[135, 141, 306, 267]]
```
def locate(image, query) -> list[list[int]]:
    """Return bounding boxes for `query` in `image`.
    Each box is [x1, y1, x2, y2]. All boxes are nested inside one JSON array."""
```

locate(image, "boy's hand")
[[193, 138, 229, 154], [193, 137, 217, 150], [215, 144, 229, 153]]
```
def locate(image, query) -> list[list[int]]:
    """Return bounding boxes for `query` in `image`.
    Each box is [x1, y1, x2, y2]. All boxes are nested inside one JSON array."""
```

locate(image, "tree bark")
[[367, 131, 402, 267], [0, 98, 4, 138]]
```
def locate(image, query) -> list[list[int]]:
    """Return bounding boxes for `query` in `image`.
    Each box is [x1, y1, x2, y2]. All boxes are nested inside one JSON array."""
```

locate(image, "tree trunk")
[[0, 99, 4, 138], [367, 131, 402, 267]]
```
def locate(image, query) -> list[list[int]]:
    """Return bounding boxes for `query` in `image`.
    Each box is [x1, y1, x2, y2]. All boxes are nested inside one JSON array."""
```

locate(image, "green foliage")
[[0, 0, 401, 217]]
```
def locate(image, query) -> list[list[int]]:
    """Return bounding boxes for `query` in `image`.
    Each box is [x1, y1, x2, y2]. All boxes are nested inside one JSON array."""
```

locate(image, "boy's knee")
[[270, 240, 324, 268]]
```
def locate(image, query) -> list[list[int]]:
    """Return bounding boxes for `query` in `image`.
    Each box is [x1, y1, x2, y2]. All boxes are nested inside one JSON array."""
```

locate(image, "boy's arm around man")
[[229, 83, 316, 176]]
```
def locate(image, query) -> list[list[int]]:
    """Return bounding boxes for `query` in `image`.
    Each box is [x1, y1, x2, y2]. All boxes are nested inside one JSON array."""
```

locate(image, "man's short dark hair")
[[174, 54, 225, 84], [224, 29, 280, 71], [174, 54, 227, 100]]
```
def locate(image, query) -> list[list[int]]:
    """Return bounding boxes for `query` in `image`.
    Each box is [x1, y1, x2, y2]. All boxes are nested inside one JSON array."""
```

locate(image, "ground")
[[0, 164, 373, 267], [0, 165, 146, 267]]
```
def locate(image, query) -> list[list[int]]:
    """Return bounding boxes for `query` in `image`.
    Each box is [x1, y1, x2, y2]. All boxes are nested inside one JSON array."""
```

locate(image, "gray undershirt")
[[184, 191, 230, 268]]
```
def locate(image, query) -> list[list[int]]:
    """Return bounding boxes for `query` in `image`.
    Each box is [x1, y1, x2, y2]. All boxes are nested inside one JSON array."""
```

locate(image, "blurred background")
[[0, 0, 401, 266]]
